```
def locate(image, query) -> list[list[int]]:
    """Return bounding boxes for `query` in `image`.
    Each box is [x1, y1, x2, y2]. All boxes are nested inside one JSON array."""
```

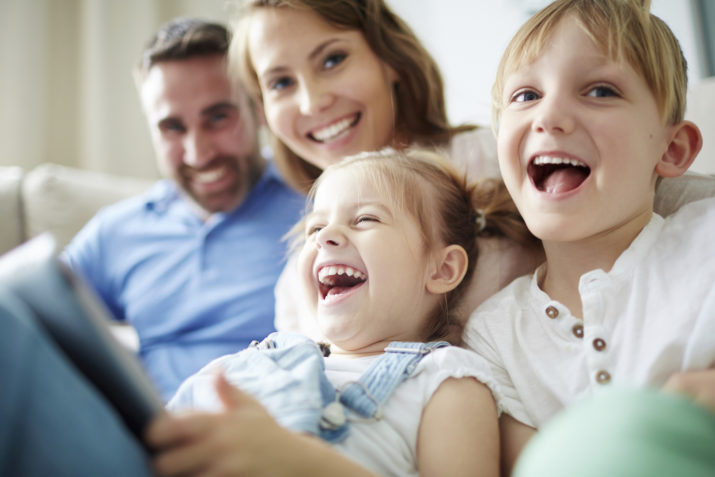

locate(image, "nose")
[[298, 78, 334, 116], [183, 131, 215, 168], [315, 223, 345, 248], [532, 94, 575, 135]]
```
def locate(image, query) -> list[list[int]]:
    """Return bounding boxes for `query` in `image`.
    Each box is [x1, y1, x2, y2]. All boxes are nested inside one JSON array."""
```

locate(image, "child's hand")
[[663, 368, 715, 414], [146, 373, 294, 477]]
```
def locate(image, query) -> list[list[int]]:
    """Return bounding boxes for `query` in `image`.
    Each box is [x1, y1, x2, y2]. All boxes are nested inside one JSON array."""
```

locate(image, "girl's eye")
[[306, 224, 323, 236], [512, 89, 540, 103], [355, 215, 379, 225], [268, 76, 294, 92], [587, 85, 619, 98], [323, 52, 347, 70]]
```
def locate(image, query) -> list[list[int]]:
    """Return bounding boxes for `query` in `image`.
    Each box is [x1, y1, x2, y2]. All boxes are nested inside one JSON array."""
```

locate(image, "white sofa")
[[0, 163, 153, 256]]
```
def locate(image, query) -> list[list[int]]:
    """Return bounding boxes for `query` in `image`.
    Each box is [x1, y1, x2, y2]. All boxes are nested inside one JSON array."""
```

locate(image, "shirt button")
[[593, 338, 607, 351], [545, 306, 559, 319], [596, 370, 611, 384], [572, 324, 584, 339]]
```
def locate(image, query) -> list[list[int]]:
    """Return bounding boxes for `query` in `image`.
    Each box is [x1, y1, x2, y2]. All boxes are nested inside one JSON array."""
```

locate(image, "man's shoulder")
[[90, 180, 173, 222]]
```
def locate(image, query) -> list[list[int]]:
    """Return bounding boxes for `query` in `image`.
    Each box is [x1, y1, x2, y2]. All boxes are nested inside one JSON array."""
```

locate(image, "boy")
[[464, 0, 715, 475]]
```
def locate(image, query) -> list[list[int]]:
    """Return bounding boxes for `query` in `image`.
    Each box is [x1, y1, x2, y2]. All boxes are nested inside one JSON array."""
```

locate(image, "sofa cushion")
[[0, 166, 25, 254], [22, 163, 153, 249]]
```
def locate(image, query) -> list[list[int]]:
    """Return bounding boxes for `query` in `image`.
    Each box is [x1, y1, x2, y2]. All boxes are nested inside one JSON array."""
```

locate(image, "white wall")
[[388, 0, 708, 127], [0, 1, 709, 177]]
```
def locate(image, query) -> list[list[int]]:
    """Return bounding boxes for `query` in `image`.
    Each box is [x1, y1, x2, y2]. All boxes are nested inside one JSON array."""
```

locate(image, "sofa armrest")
[[22, 163, 153, 249], [0, 166, 25, 255]]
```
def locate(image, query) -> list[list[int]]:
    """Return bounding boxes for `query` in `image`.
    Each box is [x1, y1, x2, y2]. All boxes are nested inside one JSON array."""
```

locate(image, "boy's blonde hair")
[[298, 148, 537, 343], [492, 0, 688, 129], [229, 0, 475, 194]]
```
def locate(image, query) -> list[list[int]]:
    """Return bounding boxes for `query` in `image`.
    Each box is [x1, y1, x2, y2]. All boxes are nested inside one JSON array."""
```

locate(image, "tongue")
[[543, 167, 588, 193], [326, 286, 352, 297]]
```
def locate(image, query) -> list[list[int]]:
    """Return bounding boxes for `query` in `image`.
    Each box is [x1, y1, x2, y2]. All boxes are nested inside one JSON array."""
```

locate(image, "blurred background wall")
[[0, 0, 712, 179]]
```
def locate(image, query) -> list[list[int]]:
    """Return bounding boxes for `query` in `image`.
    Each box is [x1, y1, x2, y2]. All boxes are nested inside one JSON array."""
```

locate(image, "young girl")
[[147, 149, 536, 476]]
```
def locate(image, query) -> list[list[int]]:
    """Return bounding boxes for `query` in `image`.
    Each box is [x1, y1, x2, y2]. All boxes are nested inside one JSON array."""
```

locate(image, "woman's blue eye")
[[324, 53, 347, 69], [513, 90, 540, 103], [587, 85, 618, 98]]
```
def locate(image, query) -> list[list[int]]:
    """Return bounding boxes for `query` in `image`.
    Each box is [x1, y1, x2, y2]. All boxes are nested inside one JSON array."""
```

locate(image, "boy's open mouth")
[[317, 265, 366, 300], [528, 155, 590, 193]]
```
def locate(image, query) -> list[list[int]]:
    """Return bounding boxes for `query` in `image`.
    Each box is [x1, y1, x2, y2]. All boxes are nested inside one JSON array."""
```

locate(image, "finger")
[[146, 413, 217, 449], [152, 434, 216, 477], [215, 372, 257, 410]]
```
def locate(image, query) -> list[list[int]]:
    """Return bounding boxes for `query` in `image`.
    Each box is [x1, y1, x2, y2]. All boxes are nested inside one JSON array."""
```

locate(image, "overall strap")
[[337, 341, 449, 419]]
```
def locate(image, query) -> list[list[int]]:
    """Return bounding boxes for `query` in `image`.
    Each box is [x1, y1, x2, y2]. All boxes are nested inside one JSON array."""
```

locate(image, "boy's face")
[[297, 167, 434, 353], [497, 19, 674, 245]]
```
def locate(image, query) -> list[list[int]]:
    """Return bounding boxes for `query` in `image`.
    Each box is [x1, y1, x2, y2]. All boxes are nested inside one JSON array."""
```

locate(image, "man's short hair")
[[135, 18, 230, 82]]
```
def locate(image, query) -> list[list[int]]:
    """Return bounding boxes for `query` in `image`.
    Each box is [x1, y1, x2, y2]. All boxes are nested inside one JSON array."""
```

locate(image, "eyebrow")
[[307, 199, 394, 221], [262, 38, 343, 77], [202, 102, 238, 117]]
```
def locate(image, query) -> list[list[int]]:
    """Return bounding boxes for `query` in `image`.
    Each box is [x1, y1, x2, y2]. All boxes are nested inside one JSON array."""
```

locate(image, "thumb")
[[215, 372, 256, 410]]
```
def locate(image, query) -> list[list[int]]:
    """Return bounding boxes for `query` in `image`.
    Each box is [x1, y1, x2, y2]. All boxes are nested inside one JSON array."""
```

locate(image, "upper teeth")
[[533, 156, 587, 167], [318, 265, 366, 283], [312, 117, 355, 142], [194, 167, 225, 184]]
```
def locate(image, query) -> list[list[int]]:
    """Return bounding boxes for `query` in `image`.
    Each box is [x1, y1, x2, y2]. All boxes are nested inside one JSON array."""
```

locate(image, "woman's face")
[[248, 7, 399, 170]]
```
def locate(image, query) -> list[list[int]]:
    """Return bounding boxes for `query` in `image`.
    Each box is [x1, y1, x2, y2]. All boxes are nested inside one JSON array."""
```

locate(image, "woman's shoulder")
[[447, 127, 500, 182]]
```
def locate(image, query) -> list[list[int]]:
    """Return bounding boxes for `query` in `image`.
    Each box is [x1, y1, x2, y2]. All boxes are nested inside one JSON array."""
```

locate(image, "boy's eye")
[[586, 85, 619, 98], [268, 76, 294, 91], [512, 89, 540, 103], [323, 52, 347, 70]]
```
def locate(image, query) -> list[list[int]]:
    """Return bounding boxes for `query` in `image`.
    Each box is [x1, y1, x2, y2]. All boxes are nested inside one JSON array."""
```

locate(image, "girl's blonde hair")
[[299, 148, 537, 343], [492, 0, 688, 130], [229, 0, 476, 193]]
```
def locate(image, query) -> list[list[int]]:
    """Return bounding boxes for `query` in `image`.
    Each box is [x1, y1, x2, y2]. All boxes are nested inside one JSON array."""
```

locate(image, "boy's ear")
[[426, 245, 468, 295], [656, 120, 703, 178]]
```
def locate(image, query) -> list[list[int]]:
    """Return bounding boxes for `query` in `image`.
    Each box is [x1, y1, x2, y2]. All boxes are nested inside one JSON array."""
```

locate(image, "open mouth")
[[309, 113, 361, 143], [193, 165, 228, 184], [317, 264, 366, 300], [528, 155, 590, 193]]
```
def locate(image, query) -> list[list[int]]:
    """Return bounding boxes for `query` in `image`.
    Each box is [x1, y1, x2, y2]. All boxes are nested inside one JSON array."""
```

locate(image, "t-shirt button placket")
[[595, 370, 611, 384], [593, 338, 607, 351], [545, 305, 559, 319]]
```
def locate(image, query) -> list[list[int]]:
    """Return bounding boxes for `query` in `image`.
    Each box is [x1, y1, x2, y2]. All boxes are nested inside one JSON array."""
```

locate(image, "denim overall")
[[202, 332, 449, 443]]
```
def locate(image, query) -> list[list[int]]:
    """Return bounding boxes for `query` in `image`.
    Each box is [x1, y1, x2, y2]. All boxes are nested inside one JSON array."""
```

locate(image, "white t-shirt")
[[327, 346, 500, 477], [464, 197, 715, 428]]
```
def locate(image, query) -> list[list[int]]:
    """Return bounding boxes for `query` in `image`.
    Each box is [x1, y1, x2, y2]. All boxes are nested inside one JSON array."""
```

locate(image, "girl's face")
[[297, 167, 440, 354], [248, 7, 399, 170]]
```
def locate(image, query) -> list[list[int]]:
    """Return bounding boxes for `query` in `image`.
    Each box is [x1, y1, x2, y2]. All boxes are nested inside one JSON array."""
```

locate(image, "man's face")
[[140, 55, 261, 216]]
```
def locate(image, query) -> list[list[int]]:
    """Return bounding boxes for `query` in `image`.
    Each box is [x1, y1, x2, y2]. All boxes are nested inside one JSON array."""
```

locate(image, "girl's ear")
[[426, 245, 468, 295], [656, 120, 703, 177]]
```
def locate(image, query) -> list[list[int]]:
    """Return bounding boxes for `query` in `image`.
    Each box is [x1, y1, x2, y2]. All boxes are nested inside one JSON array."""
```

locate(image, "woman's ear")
[[426, 245, 468, 295], [656, 120, 703, 178]]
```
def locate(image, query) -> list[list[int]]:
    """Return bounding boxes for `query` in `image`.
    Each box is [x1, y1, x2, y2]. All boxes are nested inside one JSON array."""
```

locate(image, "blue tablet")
[[0, 234, 163, 442]]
